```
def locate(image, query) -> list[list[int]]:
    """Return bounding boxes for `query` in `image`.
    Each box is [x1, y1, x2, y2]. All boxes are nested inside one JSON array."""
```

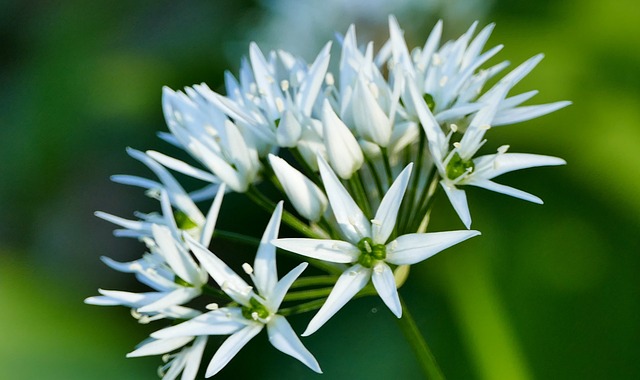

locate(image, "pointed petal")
[[372, 163, 413, 244], [317, 155, 370, 242], [480, 153, 566, 179], [492, 101, 571, 126], [386, 230, 480, 265], [371, 262, 402, 317], [152, 224, 200, 285], [467, 179, 544, 204], [303, 265, 371, 336], [267, 263, 308, 311], [152, 309, 246, 339], [127, 336, 194, 358], [181, 336, 208, 380], [206, 324, 263, 377], [200, 183, 226, 247], [253, 202, 282, 297], [268, 154, 328, 222], [321, 100, 364, 179], [352, 74, 392, 147], [85, 289, 164, 308], [146, 150, 219, 183], [184, 235, 252, 304], [408, 81, 447, 164], [273, 238, 359, 264], [267, 315, 322, 373], [297, 42, 332, 116], [440, 181, 472, 229], [137, 287, 201, 313]]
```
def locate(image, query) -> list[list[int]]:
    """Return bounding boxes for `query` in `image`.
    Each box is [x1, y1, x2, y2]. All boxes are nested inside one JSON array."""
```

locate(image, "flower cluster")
[[88, 16, 567, 378]]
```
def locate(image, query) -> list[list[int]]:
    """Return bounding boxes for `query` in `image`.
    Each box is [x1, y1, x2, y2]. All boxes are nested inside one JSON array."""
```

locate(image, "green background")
[[1, 0, 638, 378]]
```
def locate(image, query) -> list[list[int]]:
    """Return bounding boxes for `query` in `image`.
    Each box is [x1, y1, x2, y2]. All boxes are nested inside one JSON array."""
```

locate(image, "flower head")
[[274, 156, 479, 335]]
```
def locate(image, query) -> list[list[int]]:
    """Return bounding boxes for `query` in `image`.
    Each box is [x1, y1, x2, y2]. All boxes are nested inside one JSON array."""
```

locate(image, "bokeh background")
[[1, 0, 639, 379]]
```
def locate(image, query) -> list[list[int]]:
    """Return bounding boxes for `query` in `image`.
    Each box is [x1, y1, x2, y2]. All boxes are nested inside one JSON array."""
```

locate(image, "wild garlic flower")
[[273, 156, 479, 335], [409, 56, 567, 228], [150, 203, 321, 376], [127, 334, 208, 380]]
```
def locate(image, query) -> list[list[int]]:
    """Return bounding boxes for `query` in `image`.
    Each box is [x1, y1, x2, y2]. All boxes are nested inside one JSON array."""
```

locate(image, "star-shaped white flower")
[[150, 203, 321, 377], [409, 58, 567, 229], [273, 156, 479, 336]]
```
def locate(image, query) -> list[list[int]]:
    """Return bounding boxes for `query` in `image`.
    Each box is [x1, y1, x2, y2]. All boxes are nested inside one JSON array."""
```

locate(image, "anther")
[[497, 145, 509, 154], [275, 98, 285, 113], [325, 73, 335, 86], [206, 303, 219, 311], [439, 76, 449, 86], [242, 263, 254, 275], [450, 124, 459, 133], [280, 80, 289, 92]]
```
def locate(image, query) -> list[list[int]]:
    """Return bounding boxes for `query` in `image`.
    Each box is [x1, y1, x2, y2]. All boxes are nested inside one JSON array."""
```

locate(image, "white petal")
[[253, 202, 283, 297], [268, 154, 328, 222], [492, 101, 571, 126], [408, 81, 447, 164], [371, 262, 401, 317], [273, 238, 359, 264], [184, 235, 252, 304], [352, 74, 392, 147], [267, 315, 322, 373], [276, 110, 302, 147], [199, 183, 226, 247], [152, 309, 245, 339], [372, 163, 413, 244], [303, 265, 371, 336], [146, 150, 218, 183], [206, 324, 263, 377], [466, 179, 543, 204], [440, 181, 472, 229], [127, 336, 194, 358], [386, 230, 480, 265], [317, 155, 370, 242], [110, 174, 160, 190], [85, 289, 164, 308], [297, 42, 331, 116], [181, 336, 208, 380], [478, 153, 566, 179], [267, 262, 308, 312], [137, 287, 201, 313], [321, 100, 364, 179], [152, 224, 200, 285]]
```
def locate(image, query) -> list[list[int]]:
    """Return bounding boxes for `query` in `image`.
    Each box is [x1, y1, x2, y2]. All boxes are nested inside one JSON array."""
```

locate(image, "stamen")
[[206, 303, 219, 311], [275, 98, 285, 113], [242, 263, 254, 275], [497, 145, 510, 154], [432, 53, 442, 66], [368, 82, 380, 98], [325, 73, 335, 86], [439, 76, 449, 87], [450, 124, 459, 133], [453, 142, 461, 149], [251, 311, 259, 321], [280, 80, 289, 92]]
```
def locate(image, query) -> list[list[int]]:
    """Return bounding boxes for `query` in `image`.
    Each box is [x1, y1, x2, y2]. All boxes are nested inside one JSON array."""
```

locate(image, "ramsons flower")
[[273, 156, 479, 335], [409, 57, 567, 228], [150, 203, 321, 377]]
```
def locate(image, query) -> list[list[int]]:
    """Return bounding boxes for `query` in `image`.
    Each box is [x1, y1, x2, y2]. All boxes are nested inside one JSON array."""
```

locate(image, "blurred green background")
[[1, 0, 639, 379]]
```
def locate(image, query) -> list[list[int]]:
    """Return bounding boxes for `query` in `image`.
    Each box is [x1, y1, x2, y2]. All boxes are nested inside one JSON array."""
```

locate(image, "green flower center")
[[357, 237, 386, 268], [423, 93, 436, 112], [174, 275, 193, 287], [173, 210, 198, 230], [241, 297, 271, 321], [446, 152, 474, 180]]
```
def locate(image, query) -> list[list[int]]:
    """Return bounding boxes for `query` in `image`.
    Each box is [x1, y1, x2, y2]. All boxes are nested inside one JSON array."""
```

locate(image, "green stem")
[[246, 186, 323, 239], [397, 295, 446, 380], [399, 132, 426, 234], [290, 275, 339, 289], [278, 298, 327, 316], [364, 155, 385, 197], [381, 147, 394, 187], [349, 173, 372, 218], [213, 229, 260, 247], [284, 287, 333, 301]]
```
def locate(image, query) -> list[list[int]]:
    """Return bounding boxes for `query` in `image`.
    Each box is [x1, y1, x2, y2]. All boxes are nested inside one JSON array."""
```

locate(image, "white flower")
[[273, 156, 479, 335], [268, 154, 328, 222], [151, 203, 321, 377], [87, 185, 227, 319], [127, 335, 208, 380], [409, 59, 567, 229]]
